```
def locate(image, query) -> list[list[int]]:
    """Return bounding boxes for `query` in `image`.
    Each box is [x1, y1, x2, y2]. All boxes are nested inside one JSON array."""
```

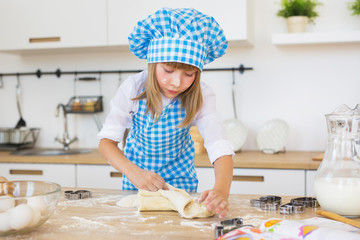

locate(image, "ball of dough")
[[0, 195, 15, 213], [27, 196, 47, 214], [8, 204, 34, 230], [0, 211, 11, 232]]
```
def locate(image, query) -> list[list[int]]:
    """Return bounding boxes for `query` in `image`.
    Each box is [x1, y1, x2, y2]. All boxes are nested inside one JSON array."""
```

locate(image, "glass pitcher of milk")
[[314, 104, 360, 218]]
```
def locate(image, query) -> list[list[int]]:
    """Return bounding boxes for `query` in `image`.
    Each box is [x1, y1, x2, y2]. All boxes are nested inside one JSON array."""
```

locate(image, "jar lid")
[[326, 104, 360, 136]]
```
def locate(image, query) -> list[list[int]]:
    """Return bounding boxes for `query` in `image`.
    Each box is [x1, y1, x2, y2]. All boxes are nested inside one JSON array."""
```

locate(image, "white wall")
[[0, 0, 359, 151]]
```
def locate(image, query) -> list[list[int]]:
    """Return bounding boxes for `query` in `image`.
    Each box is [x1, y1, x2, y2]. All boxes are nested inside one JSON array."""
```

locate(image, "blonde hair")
[[133, 62, 202, 128]]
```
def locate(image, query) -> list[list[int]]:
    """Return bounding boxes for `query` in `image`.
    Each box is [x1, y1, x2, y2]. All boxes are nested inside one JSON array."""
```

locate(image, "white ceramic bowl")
[[0, 181, 61, 236]]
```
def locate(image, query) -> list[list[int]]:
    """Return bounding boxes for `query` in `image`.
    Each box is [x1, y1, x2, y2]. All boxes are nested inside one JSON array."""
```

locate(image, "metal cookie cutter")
[[250, 195, 282, 211], [215, 218, 249, 238], [65, 190, 92, 200], [291, 197, 319, 208], [279, 202, 305, 215]]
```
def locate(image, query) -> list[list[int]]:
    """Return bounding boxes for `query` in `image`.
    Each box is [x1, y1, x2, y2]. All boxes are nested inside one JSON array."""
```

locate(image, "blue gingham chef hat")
[[128, 8, 228, 71]]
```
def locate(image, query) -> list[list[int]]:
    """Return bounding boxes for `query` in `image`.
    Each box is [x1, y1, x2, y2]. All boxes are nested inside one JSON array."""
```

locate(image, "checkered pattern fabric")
[[122, 98, 198, 192], [128, 8, 228, 71]]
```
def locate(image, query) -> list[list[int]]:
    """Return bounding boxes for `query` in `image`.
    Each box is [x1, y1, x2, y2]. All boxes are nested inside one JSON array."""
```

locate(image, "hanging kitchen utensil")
[[222, 70, 248, 152], [15, 74, 26, 128], [0, 75, 3, 88], [0, 127, 40, 150], [118, 72, 123, 87], [64, 73, 103, 114]]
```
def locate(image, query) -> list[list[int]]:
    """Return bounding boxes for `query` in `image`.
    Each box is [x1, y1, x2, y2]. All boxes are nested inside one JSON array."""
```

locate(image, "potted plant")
[[348, 0, 360, 16], [277, 0, 322, 33]]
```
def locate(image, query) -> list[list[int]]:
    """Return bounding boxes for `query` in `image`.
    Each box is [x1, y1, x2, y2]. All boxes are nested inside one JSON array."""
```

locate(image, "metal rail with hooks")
[[0, 64, 253, 79]]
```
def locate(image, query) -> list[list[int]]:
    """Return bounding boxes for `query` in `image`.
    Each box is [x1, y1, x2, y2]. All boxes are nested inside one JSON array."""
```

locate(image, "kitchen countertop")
[[4, 188, 358, 240], [0, 149, 323, 170]]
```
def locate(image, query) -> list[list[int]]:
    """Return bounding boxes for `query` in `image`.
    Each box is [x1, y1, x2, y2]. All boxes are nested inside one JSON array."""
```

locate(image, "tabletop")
[[4, 188, 356, 240]]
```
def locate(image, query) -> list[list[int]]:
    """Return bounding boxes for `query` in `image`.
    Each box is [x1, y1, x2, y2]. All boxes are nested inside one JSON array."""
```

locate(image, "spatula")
[[15, 76, 26, 129]]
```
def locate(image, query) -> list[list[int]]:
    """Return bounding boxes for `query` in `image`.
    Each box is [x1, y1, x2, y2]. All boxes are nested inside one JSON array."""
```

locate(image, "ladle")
[[15, 75, 26, 128]]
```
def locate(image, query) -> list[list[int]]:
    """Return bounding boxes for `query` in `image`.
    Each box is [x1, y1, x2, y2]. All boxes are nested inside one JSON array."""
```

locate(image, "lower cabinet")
[[76, 164, 123, 190], [0, 163, 76, 187], [197, 167, 306, 196], [0, 163, 314, 196], [305, 170, 317, 197]]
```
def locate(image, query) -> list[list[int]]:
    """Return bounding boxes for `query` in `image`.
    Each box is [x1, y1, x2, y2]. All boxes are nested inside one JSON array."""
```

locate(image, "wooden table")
[[4, 188, 358, 240]]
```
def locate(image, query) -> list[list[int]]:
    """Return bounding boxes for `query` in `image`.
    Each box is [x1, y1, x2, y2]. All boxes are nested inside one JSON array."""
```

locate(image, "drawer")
[[231, 168, 305, 196], [0, 163, 76, 187], [196, 167, 305, 196], [76, 164, 123, 189]]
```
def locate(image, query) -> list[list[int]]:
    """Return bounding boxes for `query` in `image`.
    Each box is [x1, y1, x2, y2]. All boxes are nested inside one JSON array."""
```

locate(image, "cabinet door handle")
[[10, 169, 43, 175], [29, 37, 61, 43], [110, 172, 123, 178], [233, 175, 264, 182]]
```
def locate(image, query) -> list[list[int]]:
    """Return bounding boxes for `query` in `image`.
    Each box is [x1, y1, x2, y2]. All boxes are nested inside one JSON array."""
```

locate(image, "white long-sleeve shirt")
[[97, 70, 234, 164]]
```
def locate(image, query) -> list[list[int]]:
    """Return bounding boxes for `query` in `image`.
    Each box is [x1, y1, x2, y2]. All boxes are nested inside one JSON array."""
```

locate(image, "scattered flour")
[[163, 220, 173, 224], [241, 214, 265, 227], [70, 216, 114, 229], [180, 220, 215, 230], [57, 195, 122, 208]]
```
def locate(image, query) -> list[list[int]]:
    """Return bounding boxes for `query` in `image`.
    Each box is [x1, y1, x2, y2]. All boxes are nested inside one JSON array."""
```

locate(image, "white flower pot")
[[286, 16, 309, 33]]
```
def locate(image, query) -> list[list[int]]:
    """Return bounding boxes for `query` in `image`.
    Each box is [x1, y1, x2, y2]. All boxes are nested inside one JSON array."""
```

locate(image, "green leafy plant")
[[277, 0, 322, 23], [348, 0, 360, 15]]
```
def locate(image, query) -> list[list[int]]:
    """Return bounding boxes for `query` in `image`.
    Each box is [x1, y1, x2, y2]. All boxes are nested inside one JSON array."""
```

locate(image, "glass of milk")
[[314, 104, 360, 218]]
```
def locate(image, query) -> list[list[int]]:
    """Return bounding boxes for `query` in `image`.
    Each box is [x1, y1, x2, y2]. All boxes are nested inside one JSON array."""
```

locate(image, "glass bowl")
[[0, 181, 61, 236]]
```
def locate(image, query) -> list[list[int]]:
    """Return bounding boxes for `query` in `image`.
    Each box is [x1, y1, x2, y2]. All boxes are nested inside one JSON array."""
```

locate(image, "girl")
[[98, 8, 234, 218]]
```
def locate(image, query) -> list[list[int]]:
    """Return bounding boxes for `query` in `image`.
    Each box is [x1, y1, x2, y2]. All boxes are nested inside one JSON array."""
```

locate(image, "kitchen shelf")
[[65, 96, 103, 114], [272, 30, 360, 46]]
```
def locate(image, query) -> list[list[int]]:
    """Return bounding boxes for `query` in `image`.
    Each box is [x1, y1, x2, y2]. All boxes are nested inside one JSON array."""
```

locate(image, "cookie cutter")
[[280, 197, 319, 215], [215, 217, 251, 238], [65, 190, 92, 200], [291, 197, 319, 208], [279, 202, 305, 215], [250, 195, 282, 211]]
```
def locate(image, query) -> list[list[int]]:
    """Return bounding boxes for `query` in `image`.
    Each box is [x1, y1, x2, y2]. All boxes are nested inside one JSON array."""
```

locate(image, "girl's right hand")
[[127, 168, 168, 192]]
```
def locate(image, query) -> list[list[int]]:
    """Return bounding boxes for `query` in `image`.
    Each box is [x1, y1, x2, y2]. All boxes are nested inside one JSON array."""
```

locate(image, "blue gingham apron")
[[122, 97, 198, 192]]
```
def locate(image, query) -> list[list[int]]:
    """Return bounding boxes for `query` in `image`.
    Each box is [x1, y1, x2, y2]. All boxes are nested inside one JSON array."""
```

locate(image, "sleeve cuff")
[[205, 139, 235, 164]]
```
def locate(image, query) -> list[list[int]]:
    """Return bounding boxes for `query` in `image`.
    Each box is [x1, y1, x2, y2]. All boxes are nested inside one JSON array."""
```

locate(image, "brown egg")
[[0, 177, 14, 196], [0, 176, 8, 182]]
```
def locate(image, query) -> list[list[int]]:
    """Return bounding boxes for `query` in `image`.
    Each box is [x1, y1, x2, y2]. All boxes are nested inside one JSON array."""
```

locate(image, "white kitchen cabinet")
[[196, 167, 215, 193], [76, 164, 123, 190], [197, 167, 305, 196], [108, 0, 254, 47], [0, 0, 107, 51], [305, 170, 317, 197], [0, 163, 76, 187]]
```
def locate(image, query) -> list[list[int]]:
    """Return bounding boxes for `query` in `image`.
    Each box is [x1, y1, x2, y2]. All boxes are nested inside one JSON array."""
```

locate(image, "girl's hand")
[[198, 189, 229, 219], [127, 168, 168, 192]]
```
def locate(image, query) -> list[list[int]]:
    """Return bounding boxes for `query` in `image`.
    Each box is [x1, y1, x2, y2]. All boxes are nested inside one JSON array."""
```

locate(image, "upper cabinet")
[[0, 0, 253, 52], [108, 0, 254, 47], [0, 0, 107, 51]]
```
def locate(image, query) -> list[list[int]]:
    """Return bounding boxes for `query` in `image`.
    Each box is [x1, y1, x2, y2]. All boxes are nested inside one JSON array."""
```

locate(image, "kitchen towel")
[[217, 217, 360, 240]]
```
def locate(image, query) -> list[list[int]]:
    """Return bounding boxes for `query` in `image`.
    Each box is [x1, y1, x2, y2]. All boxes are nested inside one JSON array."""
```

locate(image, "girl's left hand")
[[198, 189, 229, 219]]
